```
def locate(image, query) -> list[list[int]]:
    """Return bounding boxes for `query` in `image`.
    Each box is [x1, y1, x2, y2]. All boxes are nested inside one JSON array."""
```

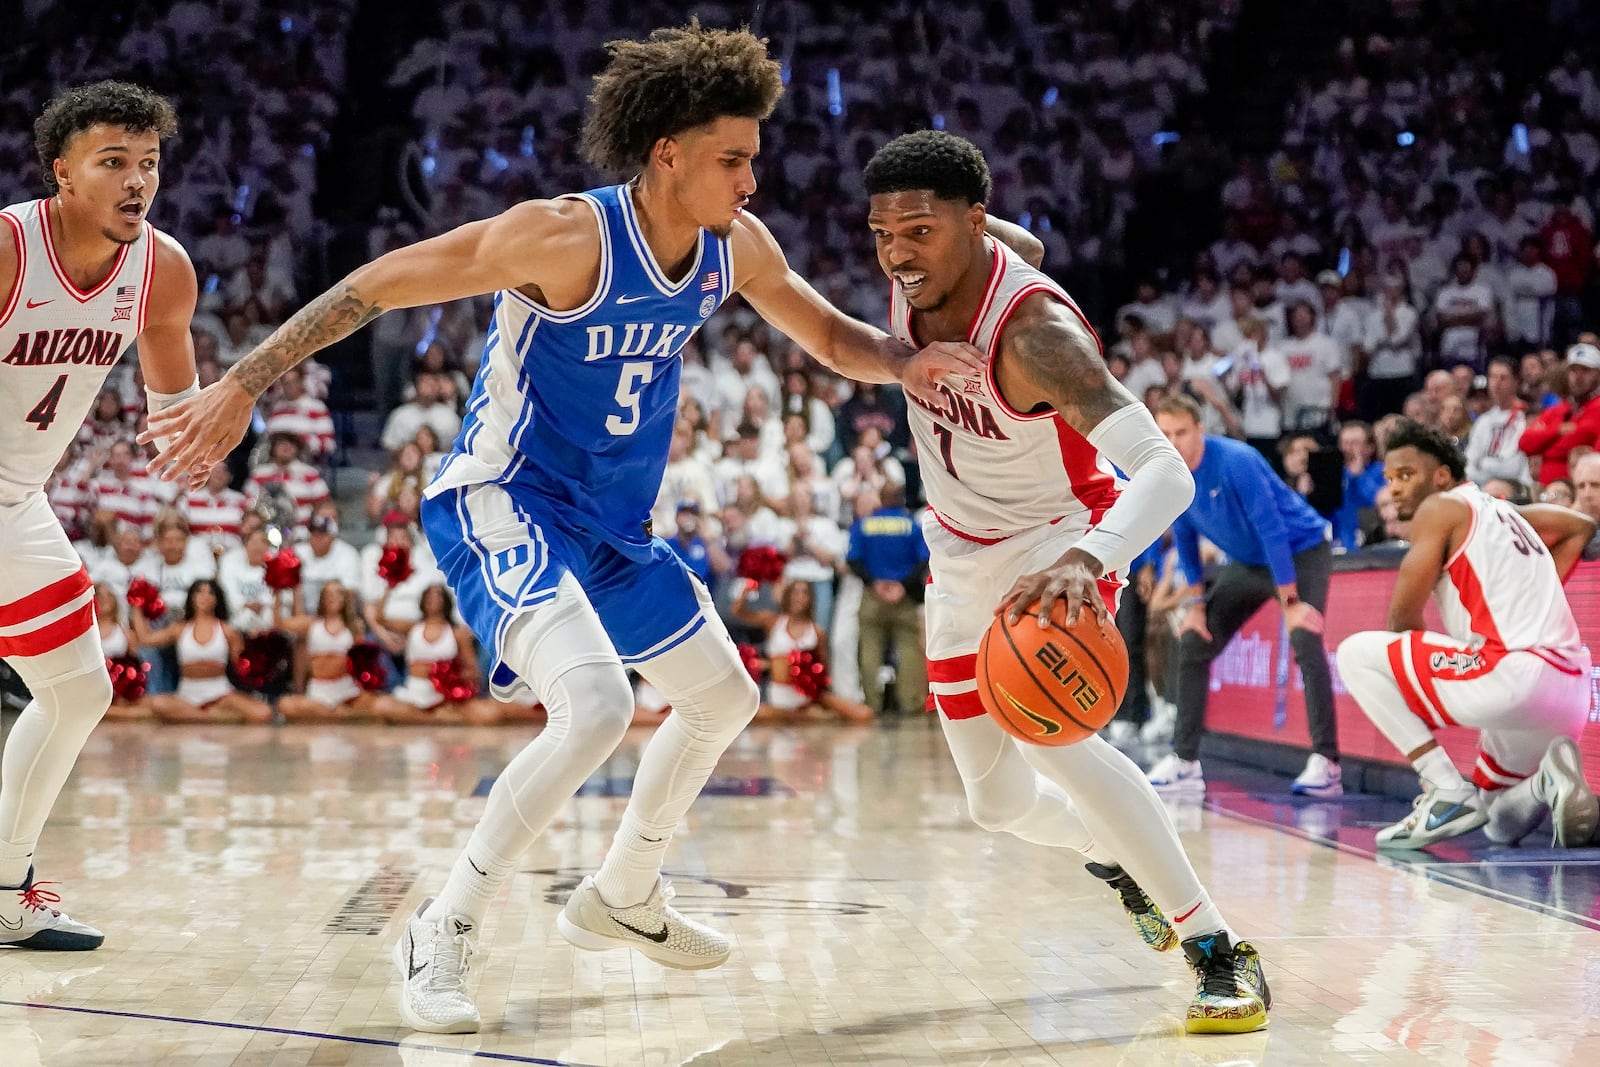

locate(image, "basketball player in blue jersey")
[[145, 23, 996, 1034]]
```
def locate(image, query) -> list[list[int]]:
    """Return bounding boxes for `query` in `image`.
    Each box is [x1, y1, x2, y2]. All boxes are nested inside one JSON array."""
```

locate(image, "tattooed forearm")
[[225, 283, 385, 398]]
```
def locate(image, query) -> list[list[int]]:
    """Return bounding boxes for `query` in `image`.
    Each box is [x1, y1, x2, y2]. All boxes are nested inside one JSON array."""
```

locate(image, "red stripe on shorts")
[[935, 689, 987, 721], [0, 602, 96, 657], [0, 566, 91, 627]]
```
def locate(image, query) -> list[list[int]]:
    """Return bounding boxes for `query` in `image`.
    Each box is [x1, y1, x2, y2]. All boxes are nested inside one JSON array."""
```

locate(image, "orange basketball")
[[976, 600, 1129, 746]]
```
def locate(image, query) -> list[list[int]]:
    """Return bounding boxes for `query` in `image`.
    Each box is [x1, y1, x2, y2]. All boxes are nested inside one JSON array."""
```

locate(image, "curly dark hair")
[[864, 130, 992, 205], [1382, 418, 1466, 482], [581, 21, 783, 175], [34, 81, 178, 194]]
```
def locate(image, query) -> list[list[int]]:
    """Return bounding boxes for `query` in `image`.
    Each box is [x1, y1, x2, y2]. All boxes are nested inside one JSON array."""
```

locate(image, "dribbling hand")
[[901, 341, 984, 406], [996, 547, 1109, 630]]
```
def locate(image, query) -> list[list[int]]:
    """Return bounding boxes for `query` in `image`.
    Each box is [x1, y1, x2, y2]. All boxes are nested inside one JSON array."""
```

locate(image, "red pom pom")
[[787, 648, 830, 702], [736, 642, 766, 684], [429, 659, 476, 703], [378, 543, 414, 587], [235, 632, 292, 692], [126, 577, 167, 621], [347, 641, 389, 693], [263, 546, 303, 591], [106, 654, 149, 702], [736, 545, 788, 584]]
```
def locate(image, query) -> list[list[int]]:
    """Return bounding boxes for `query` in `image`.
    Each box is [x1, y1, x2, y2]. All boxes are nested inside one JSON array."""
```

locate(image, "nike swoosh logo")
[[407, 933, 425, 979], [25, 298, 51, 308], [1425, 802, 1466, 831], [995, 682, 1061, 737], [616, 294, 650, 305], [0, 913, 21, 931], [614, 918, 670, 943], [468, 857, 486, 877]]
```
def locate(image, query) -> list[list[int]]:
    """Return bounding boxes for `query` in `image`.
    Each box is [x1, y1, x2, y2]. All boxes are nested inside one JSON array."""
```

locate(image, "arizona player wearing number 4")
[[865, 131, 1271, 1034], [1336, 420, 1599, 851], [144, 25, 993, 1036], [0, 82, 203, 950]]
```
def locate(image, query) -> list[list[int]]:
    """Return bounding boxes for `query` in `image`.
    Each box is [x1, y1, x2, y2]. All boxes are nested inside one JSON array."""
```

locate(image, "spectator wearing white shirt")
[[1225, 318, 1292, 455], [262, 366, 337, 460], [1208, 286, 1257, 355], [299, 514, 364, 613], [1431, 254, 1498, 370], [1317, 270, 1370, 373], [1207, 213, 1259, 279], [1363, 273, 1423, 419], [217, 527, 285, 637], [1503, 237, 1558, 349], [1116, 277, 1179, 339], [1465, 357, 1533, 486], [714, 421, 790, 506], [710, 339, 781, 438], [1274, 253, 1322, 310], [361, 517, 446, 650], [770, 490, 846, 629], [1179, 270, 1232, 336], [652, 418, 722, 539], [133, 516, 219, 695], [380, 371, 462, 453], [85, 524, 147, 607], [1175, 321, 1241, 438], [1279, 303, 1345, 434]]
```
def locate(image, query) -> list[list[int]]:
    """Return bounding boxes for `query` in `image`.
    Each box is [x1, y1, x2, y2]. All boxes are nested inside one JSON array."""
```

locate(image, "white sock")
[[425, 843, 515, 927], [1169, 891, 1238, 944], [594, 812, 672, 908], [1414, 748, 1471, 797], [0, 842, 33, 888]]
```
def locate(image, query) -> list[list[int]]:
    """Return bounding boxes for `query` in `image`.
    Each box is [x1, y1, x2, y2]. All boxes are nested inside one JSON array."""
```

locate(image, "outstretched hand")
[[901, 341, 984, 406], [138, 376, 256, 486]]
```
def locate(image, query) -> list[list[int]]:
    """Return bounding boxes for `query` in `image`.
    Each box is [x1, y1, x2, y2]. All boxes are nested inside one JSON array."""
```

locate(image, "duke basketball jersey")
[[426, 183, 732, 558], [0, 199, 154, 503], [1434, 484, 1584, 658], [889, 237, 1118, 542]]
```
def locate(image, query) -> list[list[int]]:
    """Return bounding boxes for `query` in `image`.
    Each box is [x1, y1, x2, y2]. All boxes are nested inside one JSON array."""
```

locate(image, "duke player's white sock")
[[0, 671, 113, 887], [593, 652, 759, 908], [425, 659, 634, 925]]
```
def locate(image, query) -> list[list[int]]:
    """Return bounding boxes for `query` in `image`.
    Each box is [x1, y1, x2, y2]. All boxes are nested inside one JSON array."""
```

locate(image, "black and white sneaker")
[[0, 868, 103, 951]]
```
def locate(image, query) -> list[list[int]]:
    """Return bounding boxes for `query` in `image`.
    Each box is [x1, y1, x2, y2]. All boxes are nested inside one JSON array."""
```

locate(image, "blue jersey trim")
[[617, 183, 703, 297]]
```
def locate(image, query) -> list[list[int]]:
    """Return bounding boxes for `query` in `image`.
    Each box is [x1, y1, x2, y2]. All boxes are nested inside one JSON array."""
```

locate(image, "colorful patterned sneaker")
[[1375, 786, 1487, 850], [392, 899, 479, 1034], [1181, 931, 1271, 1035], [557, 875, 731, 970], [1084, 862, 1178, 952], [0, 868, 103, 951]]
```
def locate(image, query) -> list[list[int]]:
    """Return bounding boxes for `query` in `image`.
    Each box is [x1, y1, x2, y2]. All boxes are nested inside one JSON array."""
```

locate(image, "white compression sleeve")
[[145, 377, 201, 452], [1072, 403, 1195, 576]]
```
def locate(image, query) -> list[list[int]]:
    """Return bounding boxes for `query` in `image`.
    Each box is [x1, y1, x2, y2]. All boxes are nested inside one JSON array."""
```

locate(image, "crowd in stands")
[[6, 0, 1600, 726]]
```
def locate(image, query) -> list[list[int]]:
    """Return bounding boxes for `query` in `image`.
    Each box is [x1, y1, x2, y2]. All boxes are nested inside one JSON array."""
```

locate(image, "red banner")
[[1205, 561, 1600, 789]]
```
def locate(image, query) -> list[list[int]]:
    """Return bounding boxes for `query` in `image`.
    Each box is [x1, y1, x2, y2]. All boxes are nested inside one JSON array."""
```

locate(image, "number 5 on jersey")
[[606, 360, 653, 436]]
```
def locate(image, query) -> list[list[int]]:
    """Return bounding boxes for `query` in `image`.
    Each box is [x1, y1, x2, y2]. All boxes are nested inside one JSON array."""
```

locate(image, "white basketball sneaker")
[[1376, 785, 1486, 850], [1534, 737, 1599, 848], [557, 875, 731, 970], [1290, 753, 1344, 798], [0, 869, 104, 951], [1147, 753, 1205, 797], [392, 899, 480, 1034]]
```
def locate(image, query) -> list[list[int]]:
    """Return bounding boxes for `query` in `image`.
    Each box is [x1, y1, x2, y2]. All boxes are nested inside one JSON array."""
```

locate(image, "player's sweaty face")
[[671, 117, 758, 239], [58, 124, 160, 244], [867, 191, 977, 312]]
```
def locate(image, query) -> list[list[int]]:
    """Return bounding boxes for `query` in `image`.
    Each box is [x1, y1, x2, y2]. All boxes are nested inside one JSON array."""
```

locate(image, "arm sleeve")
[[1234, 458, 1299, 586], [1073, 404, 1196, 577]]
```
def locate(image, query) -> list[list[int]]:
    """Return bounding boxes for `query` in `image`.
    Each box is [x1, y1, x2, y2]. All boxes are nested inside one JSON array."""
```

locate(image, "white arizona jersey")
[[890, 237, 1118, 541], [0, 198, 153, 503], [1434, 484, 1584, 657]]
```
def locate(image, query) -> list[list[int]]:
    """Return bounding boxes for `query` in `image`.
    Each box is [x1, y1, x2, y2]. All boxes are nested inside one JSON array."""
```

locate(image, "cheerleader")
[[371, 584, 495, 724], [95, 582, 150, 721], [133, 579, 273, 724], [733, 579, 872, 723], [275, 582, 377, 722]]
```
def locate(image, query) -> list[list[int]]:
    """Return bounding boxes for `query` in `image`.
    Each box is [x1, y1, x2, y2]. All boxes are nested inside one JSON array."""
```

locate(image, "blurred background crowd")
[[4, 0, 1599, 725]]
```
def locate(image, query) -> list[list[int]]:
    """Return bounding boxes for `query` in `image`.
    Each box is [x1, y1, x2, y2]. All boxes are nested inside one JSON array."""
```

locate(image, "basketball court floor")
[[2, 718, 1597, 1066]]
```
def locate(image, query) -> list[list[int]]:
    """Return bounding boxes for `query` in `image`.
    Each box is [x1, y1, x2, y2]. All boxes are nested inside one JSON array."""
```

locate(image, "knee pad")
[[639, 628, 760, 736], [544, 661, 635, 749]]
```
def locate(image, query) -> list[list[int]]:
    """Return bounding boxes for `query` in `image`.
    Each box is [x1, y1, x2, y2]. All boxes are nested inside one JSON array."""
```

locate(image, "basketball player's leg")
[[558, 544, 757, 968]]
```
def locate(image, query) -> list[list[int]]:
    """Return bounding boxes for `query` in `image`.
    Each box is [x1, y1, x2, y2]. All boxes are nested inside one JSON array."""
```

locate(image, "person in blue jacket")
[[1333, 421, 1386, 551], [1149, 395, 1342, 798]]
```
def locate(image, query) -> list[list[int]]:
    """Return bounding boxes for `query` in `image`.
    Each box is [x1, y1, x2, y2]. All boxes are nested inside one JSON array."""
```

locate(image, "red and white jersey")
[[180, 486, 247, 550], [0, 199, 154, 503], [1434, 484, 1584, 658], [263, 396, 335, 457], [890, 238, 1118, 542]]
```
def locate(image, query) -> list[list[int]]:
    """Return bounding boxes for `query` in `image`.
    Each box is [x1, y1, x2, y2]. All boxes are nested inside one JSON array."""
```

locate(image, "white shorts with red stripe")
[[922, 512, 1120, 721], [0, 492, 105, 686], [1338, 628, 1591, 789]]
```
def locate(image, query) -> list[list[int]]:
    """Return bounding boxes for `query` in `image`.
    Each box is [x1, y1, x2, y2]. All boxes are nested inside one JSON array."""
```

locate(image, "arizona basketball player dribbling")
[[864, 131, 1271, 1033], [144, 24, 993, 1034], [0, 82, 202, 949], [1337, 419, 1599, 850]]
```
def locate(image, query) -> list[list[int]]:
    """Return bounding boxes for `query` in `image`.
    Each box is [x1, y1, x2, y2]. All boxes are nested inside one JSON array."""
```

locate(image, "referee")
[[1147, 396, 1342, 798]]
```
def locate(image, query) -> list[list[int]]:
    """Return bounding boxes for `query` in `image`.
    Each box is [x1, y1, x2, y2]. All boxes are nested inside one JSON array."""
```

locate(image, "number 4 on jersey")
[[26, 374, 67, 431]]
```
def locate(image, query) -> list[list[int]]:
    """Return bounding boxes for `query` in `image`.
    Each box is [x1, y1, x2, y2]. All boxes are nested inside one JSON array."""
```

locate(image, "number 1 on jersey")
[[27, 374, 67, 431], [931, 423, 959, 479]]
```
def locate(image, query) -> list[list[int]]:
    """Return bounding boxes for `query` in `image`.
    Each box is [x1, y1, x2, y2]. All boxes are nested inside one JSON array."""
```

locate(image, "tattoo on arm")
[[227, 283, 384, 398], [1002, 300, 1132, 432]]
